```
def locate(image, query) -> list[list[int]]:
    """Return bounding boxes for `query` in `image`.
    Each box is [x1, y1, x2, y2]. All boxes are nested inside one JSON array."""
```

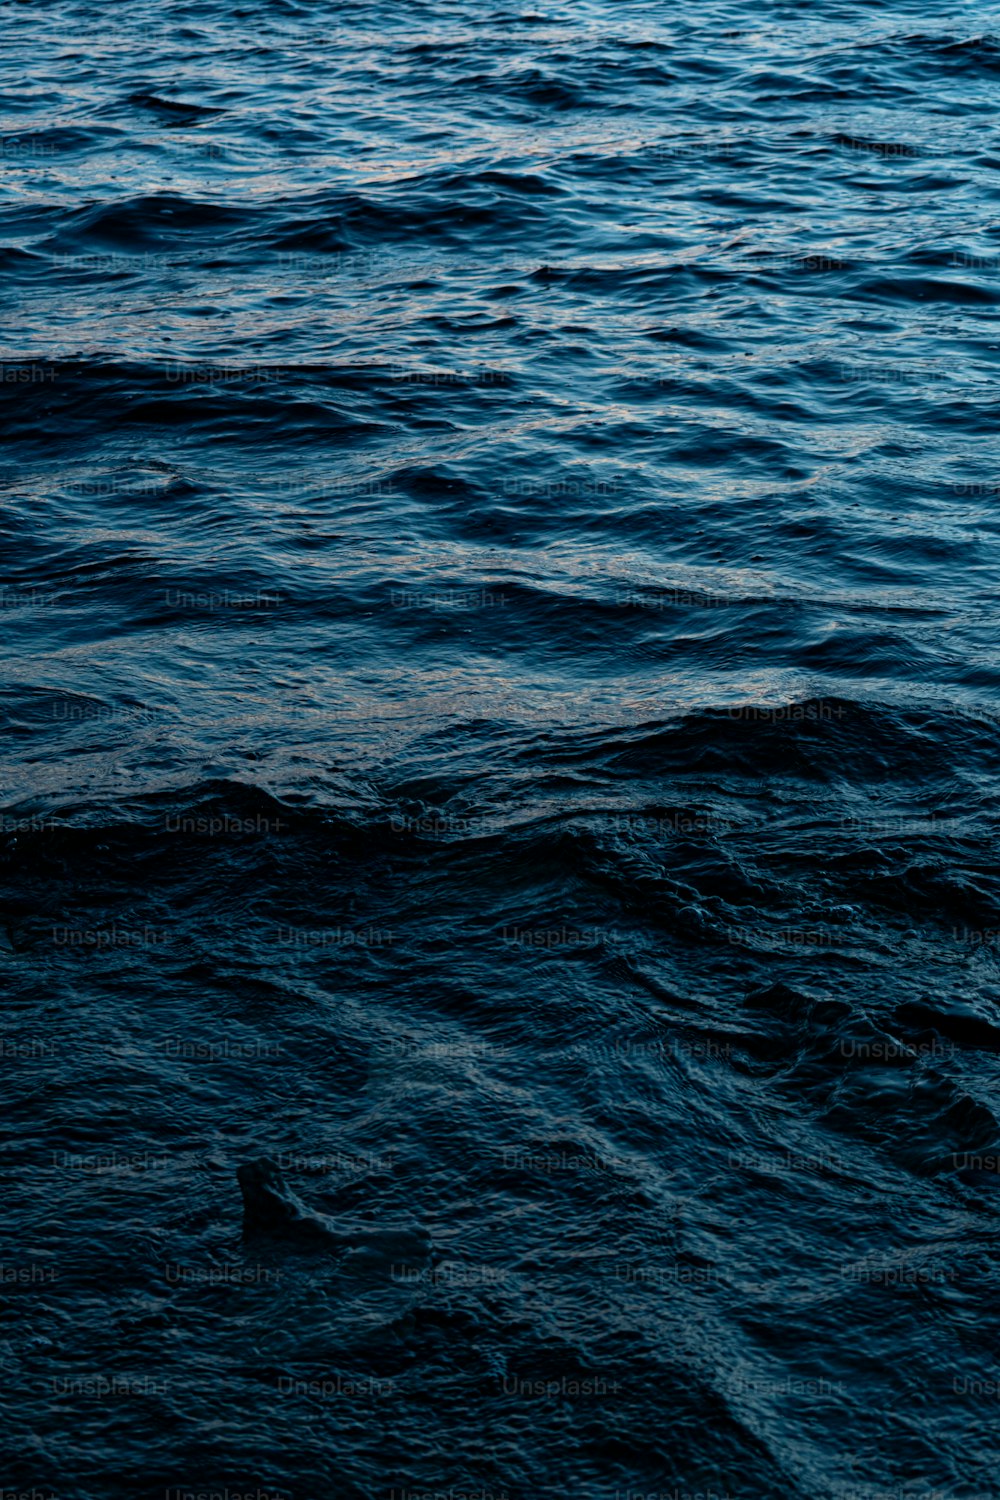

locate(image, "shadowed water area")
[[3, 1, 1000, 1496]]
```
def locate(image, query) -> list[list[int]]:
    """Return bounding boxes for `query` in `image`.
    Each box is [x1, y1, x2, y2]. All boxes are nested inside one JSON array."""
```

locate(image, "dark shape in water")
[[237, 1157, 431, 1264], [127, 91, 226, 125]]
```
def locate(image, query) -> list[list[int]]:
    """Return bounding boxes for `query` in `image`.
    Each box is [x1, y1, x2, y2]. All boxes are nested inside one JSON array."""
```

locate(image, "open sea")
[[4, 0, 1000, 1495]]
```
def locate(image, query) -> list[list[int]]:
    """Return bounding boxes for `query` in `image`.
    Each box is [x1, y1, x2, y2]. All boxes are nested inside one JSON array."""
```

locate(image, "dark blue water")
[[4, 2, 1000, 1496]]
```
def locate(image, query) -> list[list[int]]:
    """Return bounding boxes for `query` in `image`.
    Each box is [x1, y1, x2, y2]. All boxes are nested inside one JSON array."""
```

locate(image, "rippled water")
[[4, 2, 1000, 1496]]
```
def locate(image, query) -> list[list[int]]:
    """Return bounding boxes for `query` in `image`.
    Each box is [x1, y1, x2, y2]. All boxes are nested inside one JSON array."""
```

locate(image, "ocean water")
[[4, 1, 1000, 1495]]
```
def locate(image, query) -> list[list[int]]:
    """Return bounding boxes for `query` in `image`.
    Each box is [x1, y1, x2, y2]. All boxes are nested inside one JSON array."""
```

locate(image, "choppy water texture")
[[4, 1, 1000, 1496]]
